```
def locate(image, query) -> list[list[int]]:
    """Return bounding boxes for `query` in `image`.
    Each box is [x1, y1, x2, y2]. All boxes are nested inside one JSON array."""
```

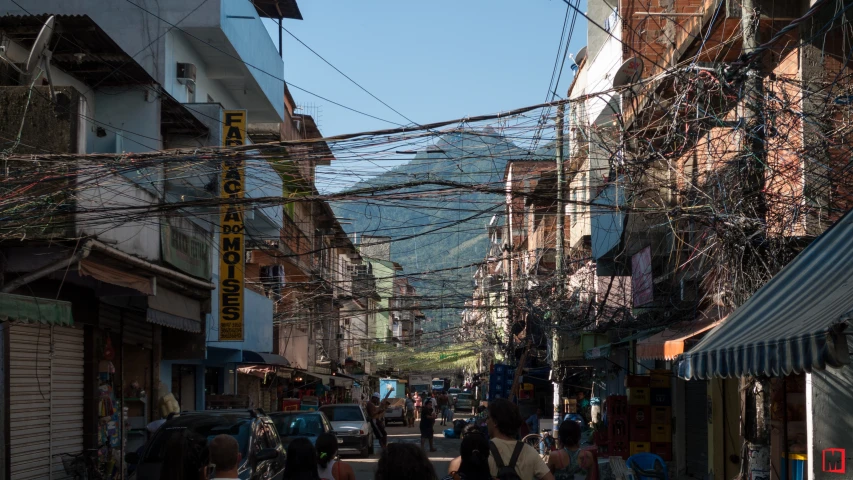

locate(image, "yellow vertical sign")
[[219, 110, 247, 341]]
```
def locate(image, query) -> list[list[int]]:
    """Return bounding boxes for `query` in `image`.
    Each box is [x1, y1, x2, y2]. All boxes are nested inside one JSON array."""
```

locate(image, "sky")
[[262, 0, 588, 139]]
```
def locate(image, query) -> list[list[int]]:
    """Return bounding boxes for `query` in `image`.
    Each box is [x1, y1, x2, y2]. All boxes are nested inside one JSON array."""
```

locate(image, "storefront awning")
[[79, 259, 154, 295], [0, 293, 72, 326], [678, 213, 853, 380], [637, 319, 723, 361], [147, 287, 202, 332], [237, 365, 293, 379], [242, 351, 291, 367]]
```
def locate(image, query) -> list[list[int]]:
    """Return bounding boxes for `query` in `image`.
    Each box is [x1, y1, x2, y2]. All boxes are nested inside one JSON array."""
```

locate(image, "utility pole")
[[740, 0, 770, 478], [555, 104, 565, 290]]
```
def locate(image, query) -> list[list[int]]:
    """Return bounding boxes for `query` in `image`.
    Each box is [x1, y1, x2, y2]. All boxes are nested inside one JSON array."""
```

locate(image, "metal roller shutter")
[[49, 326, 85, 480], [99, 304, 152, 348], [8, 324, 84, 480]]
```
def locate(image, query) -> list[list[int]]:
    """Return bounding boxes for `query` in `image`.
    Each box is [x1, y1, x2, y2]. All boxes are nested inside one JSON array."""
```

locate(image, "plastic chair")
[[626, 453, 668, 480]]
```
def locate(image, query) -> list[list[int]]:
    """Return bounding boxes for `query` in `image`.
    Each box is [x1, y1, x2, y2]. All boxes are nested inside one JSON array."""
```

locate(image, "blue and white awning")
[[678, 213, 853, 380]]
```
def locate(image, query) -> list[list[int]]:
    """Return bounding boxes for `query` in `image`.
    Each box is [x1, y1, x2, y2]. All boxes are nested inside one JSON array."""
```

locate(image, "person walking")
[[206, 434, 240, 480], [420, 397, 438, 452], [414, 391, 423, 421], [437, 393, 448, 426], [486, 399, 554, 480], [405, 393, 416, 428], [316, 432, 356, 480], [375, 443, 438, 480], [547, 420, 595, 480], [366, 392, 390, 452]]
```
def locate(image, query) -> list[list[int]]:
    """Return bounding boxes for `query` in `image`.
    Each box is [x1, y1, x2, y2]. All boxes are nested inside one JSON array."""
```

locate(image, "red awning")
[[636, 319, 723, 360]]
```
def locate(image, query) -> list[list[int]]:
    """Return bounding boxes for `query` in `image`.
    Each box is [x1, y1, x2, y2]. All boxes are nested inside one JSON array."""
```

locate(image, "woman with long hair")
[[443, 429, 492, 480], [316, 432, 355, 480], [375, 443, 437, 480], [547, 420, 595, 480], [283, 437, 321, 480]]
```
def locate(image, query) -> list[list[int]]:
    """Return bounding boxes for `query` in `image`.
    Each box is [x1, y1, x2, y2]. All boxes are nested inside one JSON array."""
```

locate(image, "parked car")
[[455, 392, 474, 413], [383, 398, 407, 425], [319, 404, 373, 457], [269, 411, 335, 449], [127, 410, 285, 480]]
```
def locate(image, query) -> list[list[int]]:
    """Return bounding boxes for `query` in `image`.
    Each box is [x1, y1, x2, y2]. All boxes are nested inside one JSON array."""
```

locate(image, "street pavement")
[[343, 419, 556, 479], [345, 423, 458, 479]]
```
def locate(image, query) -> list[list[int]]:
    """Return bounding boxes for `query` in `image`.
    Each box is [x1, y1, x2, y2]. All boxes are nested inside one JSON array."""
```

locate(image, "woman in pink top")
[[414, 392, 422, 421]]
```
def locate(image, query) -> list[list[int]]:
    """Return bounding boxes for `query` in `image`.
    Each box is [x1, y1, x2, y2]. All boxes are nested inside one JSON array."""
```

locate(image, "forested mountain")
[[331, 129, 548, 330]]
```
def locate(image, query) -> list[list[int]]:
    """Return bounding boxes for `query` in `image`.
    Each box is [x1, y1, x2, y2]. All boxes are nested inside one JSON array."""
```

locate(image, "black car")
[[268, 411, 335, 449], [127, 410, 285, 480]]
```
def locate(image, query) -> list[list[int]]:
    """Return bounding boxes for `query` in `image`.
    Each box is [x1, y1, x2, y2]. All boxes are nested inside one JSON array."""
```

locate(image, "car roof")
[[163, 411, 256, 427]]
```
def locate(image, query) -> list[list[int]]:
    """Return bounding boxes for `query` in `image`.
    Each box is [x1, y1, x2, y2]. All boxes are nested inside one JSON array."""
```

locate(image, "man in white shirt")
[[487, 399, 554, 480], [207, 434, 242, 479]]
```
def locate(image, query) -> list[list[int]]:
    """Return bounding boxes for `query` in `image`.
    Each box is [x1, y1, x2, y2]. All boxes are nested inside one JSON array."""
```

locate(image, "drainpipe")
[[1, 240, 94, 293]]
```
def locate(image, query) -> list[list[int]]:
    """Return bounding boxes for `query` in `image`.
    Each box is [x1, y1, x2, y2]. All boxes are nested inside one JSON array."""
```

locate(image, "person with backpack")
[[486, 399, 554, 480]]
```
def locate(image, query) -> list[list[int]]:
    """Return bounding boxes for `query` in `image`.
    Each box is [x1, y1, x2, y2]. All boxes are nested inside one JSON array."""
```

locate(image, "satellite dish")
[[0, 16, 57, 100], [612, 57, 644, 93], [575, 46, 588, 66]]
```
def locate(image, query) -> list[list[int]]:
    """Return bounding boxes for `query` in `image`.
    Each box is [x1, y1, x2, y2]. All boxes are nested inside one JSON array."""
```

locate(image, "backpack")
[[489, 440, 524, 480]]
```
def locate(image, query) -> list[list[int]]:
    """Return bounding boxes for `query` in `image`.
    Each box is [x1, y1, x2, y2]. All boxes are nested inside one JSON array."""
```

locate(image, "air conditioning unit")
[[177, 63, 196, 102], [176, 63, 197, 84]]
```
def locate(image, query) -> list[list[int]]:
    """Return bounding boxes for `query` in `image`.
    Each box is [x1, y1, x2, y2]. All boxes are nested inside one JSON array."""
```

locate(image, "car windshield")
[[273, 414, 324, 437], [458, 394, 472, 400], [144, 417, 252, 464], [320, 406, 363, 422]]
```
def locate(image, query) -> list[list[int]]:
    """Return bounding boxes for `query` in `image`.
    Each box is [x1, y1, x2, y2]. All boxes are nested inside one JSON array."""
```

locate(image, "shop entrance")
[[172, 365, 197, 411]]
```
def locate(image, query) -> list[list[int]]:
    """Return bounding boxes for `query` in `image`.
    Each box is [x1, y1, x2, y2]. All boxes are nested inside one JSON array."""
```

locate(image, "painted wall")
[[164, 30, 241, 109], [90, 88, 162, 154], [75, 173, 161, 260], [244, 157, 284, 240], [810, 359, 853, 478], [366, 259, 395, 341], [207, 277, 274, 353]]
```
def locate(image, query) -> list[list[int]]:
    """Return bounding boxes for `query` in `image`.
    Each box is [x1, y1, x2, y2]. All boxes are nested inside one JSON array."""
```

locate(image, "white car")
[[319, 404, 373, 458]]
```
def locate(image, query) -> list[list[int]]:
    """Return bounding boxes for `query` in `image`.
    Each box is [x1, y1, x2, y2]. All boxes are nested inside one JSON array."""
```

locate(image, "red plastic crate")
[[651, 442, 673, 461], [629, 405, 651, 426], [608, 417, 629, 438], [629, 423, 651, 442], [610, 440, 630, 460], [606, 396, 628, 416]]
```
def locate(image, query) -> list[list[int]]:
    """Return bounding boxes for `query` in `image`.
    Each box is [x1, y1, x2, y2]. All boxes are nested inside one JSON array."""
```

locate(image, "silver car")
[[319, 404, 373, 457]]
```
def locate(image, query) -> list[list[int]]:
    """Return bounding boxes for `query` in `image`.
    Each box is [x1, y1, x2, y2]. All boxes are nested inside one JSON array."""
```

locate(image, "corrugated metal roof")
[[678, 212, 853, 380]]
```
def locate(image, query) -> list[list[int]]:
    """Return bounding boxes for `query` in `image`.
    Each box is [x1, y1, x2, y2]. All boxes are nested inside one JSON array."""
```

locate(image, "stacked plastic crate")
[[627, 375, 651, 456], [649, 370, 672, 461], [606, 395, 629, 458]]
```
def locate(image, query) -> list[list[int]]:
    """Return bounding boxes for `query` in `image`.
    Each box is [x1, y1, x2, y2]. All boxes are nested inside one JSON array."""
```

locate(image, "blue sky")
[[262, 1, 588, 138]]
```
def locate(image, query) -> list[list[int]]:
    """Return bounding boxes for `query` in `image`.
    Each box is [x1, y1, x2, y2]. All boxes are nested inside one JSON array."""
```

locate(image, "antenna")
[[0, 16, 57, 100], [612, 57, 644, 94], [574, 46, 588, 66]]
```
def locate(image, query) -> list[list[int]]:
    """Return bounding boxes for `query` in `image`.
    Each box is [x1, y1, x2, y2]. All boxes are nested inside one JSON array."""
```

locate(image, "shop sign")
[[219, 110, 247, 341], [161, 215, 212, 279]]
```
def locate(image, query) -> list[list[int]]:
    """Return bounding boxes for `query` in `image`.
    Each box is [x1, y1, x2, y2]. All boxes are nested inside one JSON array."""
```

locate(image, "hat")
[[372, 392, 381, 399]]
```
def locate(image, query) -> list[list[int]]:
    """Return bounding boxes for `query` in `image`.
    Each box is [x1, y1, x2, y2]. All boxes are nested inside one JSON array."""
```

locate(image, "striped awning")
[[0, 293, 72, 325], [678, 213, 853, 380]]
